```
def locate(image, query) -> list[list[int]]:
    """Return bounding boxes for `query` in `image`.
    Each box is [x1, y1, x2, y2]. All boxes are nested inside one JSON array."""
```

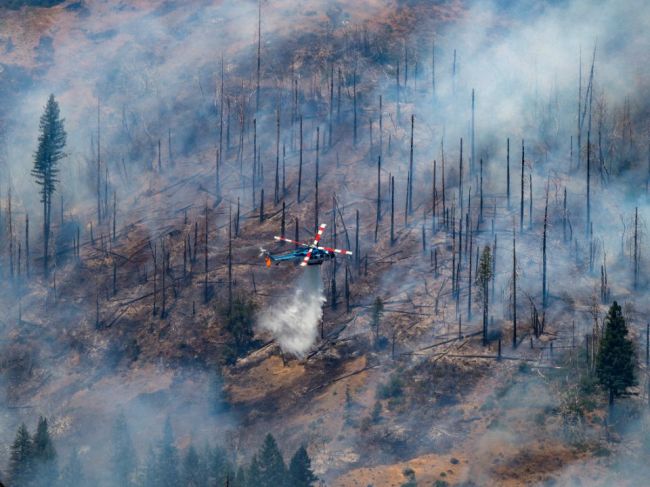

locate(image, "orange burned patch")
[[225, 354, 306, 404], [468, 432, 594, 487], [331, 452, 468, 487]]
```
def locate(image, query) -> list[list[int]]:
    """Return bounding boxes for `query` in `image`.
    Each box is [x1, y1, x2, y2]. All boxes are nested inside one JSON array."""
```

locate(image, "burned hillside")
[[1, 0, 650, 486]]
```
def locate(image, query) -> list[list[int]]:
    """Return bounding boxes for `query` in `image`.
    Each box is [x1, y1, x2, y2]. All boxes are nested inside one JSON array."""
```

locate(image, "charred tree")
[[274, 107, 280, 204], [542, 183, 549, 308], [256, 0, 261, 113], [390, 175, 395, 245], [408, 114, 415, 214], [314, 127, 320, 231], [520, 140, 525, 232], [204, 203, 209, 304], [506, 138, 510, 208], [298, 116, 303, 202], [353, 68, 358, 146], [25, 213, 29, 277], [512, 229, 517, 348], [375, 156, 381, 242], [586, 130, 591, 236]]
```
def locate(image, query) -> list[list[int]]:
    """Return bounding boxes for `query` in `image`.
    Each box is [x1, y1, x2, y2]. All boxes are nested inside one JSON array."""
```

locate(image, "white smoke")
[[257, 266, 326, 357]]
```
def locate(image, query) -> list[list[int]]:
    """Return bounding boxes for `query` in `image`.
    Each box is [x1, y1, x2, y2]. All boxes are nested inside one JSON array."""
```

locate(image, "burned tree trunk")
[[390, 175, 395, 245], [315, 127, 320, 231], [275, 107, 280, 204], [506, 138, 510, 208], [281, 201, 286, 242], [260, 188, 265, 222], [204, 204, 209, 304], [512, 229, 517, 348], [586, 130, 591, 236], [256, 0, 261, 113], [543, 183, 549, 308], [375, 156, 381, 242], [228, 205, 233, 314], [353, 68, 358, 146], [520, 140, 525, 232], [408, 114, 415, 214], [479, 158, 483, 223], [298, 116, 303, 203], [432, 159, 437, 231], [459, 138, 464, 218], [355, 210, 360, 273], [634, 206, 639, 289], [25, 213, 29, 277]]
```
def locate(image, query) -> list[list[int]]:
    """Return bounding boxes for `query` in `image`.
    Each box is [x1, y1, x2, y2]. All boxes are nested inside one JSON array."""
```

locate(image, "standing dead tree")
[[478, 245, 493, 346], [542, 182, 549, 308], [512, 228, 518, 348], [520, 140, 525, 232], [506, 138, 510, 208], [408, 115, 415, 214], [375, 156, 381, 242]]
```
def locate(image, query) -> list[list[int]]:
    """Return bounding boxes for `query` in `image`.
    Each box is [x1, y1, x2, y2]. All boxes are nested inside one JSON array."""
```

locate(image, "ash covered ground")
[[0, 0, 649, 486]]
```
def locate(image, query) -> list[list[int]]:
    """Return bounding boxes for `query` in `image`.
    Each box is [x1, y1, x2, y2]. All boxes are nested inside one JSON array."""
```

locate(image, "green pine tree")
[[257, 434, 286, 487], [221, 295, 257, 363], [181, 445, 204, 487], [288, 446, 317, 487], [596, 301, 636, 406], [32, 416, 57, 486], [142, 446, 159, 487], [246, 455, 261, 487], [59, 449, 84, 487], [156, 417, 180, 487], [9, 423, 33, 487], [234, 465, 246, 487], [209, 445, 231, 485], [32, 94, 66, 276], [110, 412, 137, 487]]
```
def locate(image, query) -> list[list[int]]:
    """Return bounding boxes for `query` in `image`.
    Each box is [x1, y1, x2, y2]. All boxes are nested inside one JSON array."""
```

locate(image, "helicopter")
[[262, 223, 353, 267]]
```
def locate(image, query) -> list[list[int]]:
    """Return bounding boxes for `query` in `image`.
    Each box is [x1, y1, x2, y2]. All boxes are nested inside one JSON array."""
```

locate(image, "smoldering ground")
[[1, 0, 650, 485]]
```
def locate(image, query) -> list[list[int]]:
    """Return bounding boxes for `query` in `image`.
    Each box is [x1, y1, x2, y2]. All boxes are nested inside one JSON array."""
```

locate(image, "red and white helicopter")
[[262, 223, 353, 267]]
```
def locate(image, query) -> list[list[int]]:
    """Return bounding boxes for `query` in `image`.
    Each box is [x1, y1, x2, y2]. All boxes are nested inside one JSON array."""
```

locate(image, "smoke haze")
[[257, 266, 325, 357]]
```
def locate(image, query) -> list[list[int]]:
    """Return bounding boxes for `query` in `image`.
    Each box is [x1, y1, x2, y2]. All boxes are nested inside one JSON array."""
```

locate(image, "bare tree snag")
[[512, 228, 517, 348], [506, 138, 510, 208], [390, 175, 395, 245], [408, 114, 415, 214], [520, 140, 525, 232], [298, 116, 303, 203]]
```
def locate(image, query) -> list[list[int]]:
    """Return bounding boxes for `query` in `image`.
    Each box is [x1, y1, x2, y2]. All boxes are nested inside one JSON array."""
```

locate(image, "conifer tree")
[[59, 449, 84, 487], [9, 423, 33, 487], [143, 446, 159, 487], [247, 455, 261, 487], [234, 466, 246, 487], [257, 434, 286, 487], [209, 445, 231, 486], [289, 446, 317, 487], [596, 301, 636, 406], [32, 94, 66, 276], [160, 418, 180, 487], [222, 295, 257, 362], [181, 445, 204, 487], [32, 416, 57, 487], [110, 412, 136, 486]]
